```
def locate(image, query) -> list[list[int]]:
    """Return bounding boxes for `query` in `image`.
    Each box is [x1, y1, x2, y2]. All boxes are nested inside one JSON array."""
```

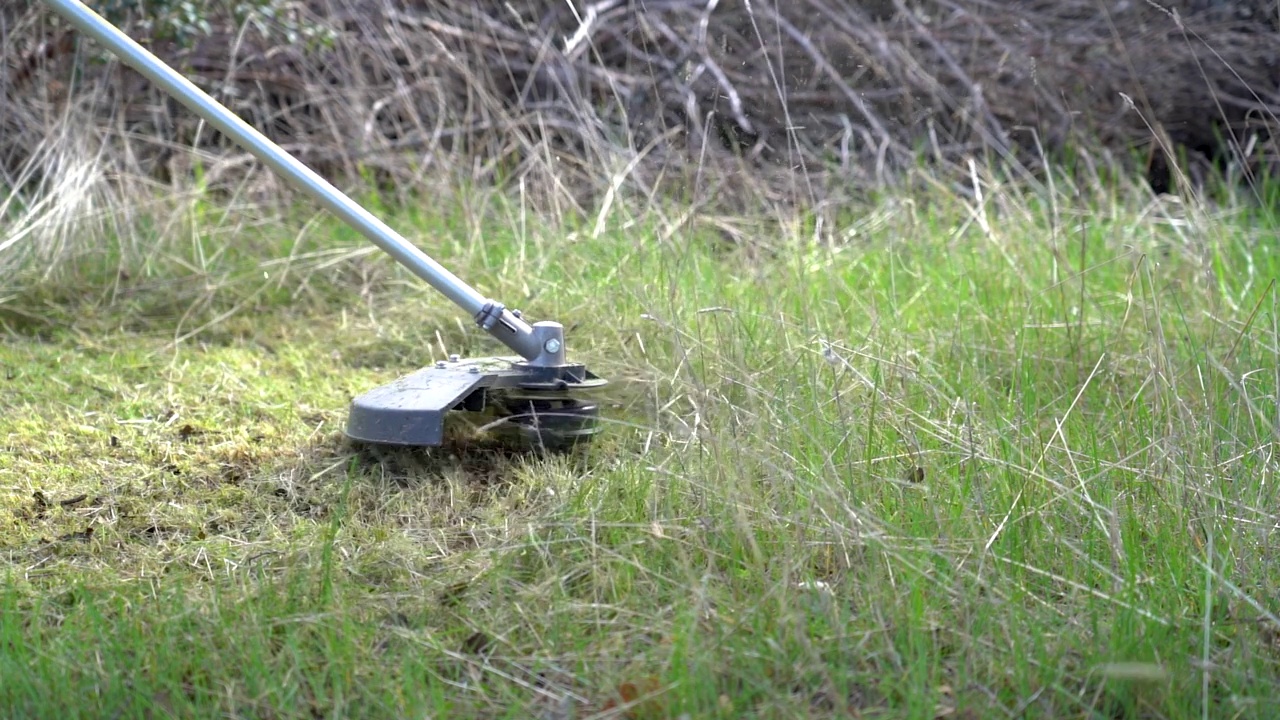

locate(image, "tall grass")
[[2, 157, 1279, 716]]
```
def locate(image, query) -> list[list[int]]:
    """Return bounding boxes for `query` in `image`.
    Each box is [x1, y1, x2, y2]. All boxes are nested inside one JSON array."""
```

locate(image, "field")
[[2, 166, 1280, 719]]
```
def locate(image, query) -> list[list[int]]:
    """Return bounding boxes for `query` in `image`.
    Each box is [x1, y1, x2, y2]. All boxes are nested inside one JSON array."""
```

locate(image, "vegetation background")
[[2, 1, 1279, 718]]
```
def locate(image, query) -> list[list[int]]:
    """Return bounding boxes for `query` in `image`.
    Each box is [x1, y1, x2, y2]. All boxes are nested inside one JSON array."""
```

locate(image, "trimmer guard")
[[345, 356, 604, 447]]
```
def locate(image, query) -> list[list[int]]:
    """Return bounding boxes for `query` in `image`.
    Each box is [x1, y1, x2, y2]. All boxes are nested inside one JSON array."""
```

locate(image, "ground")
[[2, 180, 1280, 718]]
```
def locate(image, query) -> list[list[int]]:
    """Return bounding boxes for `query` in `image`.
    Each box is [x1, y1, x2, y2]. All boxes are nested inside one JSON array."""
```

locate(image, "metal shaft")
[[40, 0, 546, 361]]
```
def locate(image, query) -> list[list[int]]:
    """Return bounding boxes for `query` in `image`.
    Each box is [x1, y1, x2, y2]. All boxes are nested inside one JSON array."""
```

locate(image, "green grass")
[[2, 175, 1280, 719]]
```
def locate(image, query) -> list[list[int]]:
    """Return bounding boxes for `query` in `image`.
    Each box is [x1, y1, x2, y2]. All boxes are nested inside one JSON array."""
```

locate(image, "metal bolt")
[[468, 366, 480, 374], [512, 309, 522, 318], [435, 361, 447, 369], [449, 354, 460, 363], [543, 338, 562, 354]]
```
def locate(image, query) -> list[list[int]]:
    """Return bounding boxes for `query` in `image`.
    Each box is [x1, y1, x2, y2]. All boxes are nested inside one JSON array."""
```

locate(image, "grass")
[[2, 169, 1280, 719]]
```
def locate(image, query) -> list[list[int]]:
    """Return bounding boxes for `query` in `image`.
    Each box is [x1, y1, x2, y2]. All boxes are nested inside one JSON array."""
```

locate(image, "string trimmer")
[[40, 0, 606, 451]]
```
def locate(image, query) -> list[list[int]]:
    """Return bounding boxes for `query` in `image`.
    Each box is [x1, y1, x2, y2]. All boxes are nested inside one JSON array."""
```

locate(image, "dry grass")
[[4, 0, 1278, 217], [3, 0, 1277, 300]]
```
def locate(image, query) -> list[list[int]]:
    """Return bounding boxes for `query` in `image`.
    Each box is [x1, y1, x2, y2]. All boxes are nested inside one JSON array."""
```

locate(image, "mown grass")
[[2, 172, 1280, 719]]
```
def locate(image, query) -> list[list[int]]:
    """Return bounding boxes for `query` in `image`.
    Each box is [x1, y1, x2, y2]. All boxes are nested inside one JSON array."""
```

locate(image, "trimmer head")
[[345, 355, 606, 451]]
